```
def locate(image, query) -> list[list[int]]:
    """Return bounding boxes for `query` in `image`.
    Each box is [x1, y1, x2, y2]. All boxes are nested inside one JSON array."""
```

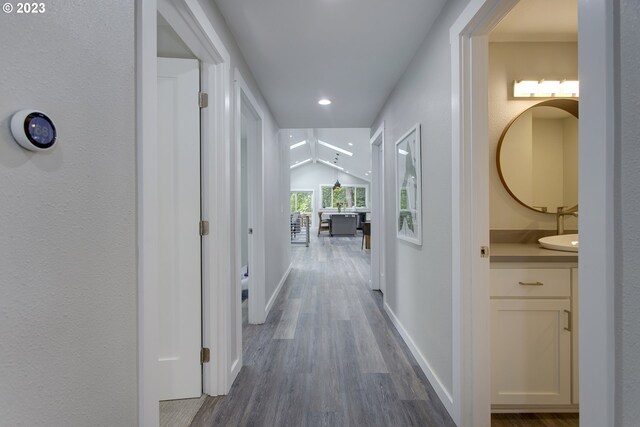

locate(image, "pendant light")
[[332, 152, 341, 190]]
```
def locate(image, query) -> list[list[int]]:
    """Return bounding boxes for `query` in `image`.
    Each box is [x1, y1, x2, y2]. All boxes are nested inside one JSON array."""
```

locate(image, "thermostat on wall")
[[10, 109, 57, 151]]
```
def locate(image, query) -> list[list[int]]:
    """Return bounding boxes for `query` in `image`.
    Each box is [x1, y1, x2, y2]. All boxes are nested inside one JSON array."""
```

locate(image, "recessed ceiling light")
[[348, 142, 353, 146], [290, 140, 307, 150], [398, 148, 408, 156], [318, 99, 332, 106], [318, 140, 353, 156], [289, 134, 292, 138], [368, 170, 371, 173], [365, 173, 369, 176]]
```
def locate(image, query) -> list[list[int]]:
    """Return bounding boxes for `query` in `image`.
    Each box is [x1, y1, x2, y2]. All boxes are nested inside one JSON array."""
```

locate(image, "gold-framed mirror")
[[496, 99, 579, 214]]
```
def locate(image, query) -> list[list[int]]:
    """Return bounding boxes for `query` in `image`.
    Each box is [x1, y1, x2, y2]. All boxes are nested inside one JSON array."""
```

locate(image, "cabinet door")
[[491, 299, 572, 405]]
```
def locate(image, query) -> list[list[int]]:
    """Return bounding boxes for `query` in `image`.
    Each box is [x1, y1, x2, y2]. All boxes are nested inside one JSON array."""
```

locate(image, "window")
[[290, 191, 312, 214], [320, 185, 368, 208]]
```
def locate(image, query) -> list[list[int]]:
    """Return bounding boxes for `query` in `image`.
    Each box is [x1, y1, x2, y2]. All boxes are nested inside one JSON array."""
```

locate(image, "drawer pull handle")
[[564, 309, 572, 332], [518, 281, 544, 286]]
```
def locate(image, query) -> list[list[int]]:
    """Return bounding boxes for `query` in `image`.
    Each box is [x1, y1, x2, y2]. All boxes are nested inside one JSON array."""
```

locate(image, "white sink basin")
[[539, 234, 579, 252]]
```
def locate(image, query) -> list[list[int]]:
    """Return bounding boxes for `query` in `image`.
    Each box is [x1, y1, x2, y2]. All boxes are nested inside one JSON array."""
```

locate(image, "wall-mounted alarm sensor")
[[10, 110, 57, 151]]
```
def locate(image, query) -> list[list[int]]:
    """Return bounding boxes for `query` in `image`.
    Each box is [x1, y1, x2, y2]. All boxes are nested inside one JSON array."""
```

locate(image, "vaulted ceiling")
[[287, 128, 371, 181]]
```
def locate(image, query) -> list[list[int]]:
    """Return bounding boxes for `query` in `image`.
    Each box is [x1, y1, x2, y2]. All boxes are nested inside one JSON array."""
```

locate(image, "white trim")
[[450, 1, 615, 426], [234, 70, 267, 326], [577, 0, 616, 424], [265, 264, 293, 315], [136, 2, 159, 426], [370, 123, 385, 292], [384, 302, 453, 413], [138, 2, 233, 424], [449, 1, 523, 425]]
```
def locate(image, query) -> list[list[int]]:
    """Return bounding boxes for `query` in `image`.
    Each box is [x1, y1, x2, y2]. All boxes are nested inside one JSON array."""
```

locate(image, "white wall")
[[197, 1, 290, 323], [618, 0, 640, 423], [369, 0, 471, 403], [290, 162, 370, 222], [0, 4, 137, 426], [489, 42, 578, 230]]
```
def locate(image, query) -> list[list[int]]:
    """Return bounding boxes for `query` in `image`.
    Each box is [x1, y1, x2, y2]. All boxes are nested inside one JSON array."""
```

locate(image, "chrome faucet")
[[556, 206, 578, 235]]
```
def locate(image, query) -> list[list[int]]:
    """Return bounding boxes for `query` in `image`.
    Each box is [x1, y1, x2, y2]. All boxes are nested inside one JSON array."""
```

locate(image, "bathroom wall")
[[618, 0, 640, 423], [489, 42, 578, 231], [0, 4, 137, 425]]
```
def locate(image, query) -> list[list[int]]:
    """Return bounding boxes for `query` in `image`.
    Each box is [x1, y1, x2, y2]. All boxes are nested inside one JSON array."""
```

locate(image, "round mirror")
[[497, 99, 579, 214]]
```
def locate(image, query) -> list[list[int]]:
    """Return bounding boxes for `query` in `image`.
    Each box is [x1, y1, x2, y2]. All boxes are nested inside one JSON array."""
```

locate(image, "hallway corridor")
[[191, 235, 455, 426]]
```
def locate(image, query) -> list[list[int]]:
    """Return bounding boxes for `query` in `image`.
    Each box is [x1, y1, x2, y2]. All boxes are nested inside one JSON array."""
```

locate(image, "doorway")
[[450, 0, 615, 426], [370, 124, 386, 293], [234, 71, 267, 333], [139, 1, 235, 424]]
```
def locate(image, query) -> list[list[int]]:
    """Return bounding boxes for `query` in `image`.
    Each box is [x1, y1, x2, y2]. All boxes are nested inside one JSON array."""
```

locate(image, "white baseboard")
[[383, 302, 454, 417], [265, 263, 292, 316]]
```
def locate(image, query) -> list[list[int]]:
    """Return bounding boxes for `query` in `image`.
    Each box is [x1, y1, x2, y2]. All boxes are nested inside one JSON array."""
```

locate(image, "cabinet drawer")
[[490, 268, 570, 298]]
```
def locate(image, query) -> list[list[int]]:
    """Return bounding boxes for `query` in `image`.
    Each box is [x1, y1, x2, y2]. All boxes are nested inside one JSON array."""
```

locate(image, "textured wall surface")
[[489, 42, 578, 231], [618, 0, 640, 423], [0, 2, 137, 426], [197, 0, 290, 326], [369, 0, 470, 400]]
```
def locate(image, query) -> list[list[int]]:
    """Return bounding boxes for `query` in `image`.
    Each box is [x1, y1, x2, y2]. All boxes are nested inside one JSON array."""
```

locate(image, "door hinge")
[[200, 347, 210, 364], [199, 220, 210, 236], [480, 246, 490, 258], [199, 92, 209, 108]]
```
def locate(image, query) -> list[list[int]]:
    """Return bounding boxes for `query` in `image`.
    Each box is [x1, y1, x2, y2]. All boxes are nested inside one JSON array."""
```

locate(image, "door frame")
[[137, 0, 233, 425], [234, 70, 267, 327], [450, 0, 616, 426], [370, 123, 386, 293]]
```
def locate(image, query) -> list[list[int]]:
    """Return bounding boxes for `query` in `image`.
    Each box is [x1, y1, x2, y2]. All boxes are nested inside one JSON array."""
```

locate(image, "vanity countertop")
[[490, 243, 578, 263]]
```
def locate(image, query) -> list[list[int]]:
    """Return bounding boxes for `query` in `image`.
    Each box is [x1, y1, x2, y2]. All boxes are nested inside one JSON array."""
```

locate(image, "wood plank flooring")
[[191, 234, 578, 426], [191, 234, 455, 426]]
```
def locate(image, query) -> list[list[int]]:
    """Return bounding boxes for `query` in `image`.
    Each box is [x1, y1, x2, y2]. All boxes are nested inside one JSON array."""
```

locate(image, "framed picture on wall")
[[395, 123, 422, 245]]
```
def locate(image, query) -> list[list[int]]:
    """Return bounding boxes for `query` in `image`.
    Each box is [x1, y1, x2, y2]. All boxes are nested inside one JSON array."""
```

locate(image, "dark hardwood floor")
[[191, 233, 455, 426], [491, 413, 579, 426]]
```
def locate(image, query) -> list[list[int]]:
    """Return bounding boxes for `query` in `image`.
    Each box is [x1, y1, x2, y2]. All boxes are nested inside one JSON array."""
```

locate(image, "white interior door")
[[157, 57, 202, 401]]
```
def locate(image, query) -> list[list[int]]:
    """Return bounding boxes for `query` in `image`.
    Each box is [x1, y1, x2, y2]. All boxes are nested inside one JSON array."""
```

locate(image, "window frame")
[[319, 184, 369, 209], [290, 189, 314, 214]]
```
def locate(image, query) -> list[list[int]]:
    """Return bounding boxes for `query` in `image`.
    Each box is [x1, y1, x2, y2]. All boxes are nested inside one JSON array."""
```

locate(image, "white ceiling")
[[212, 0, 447, 128], [287, 128, 371, 181], [490, 0, 578, 42]]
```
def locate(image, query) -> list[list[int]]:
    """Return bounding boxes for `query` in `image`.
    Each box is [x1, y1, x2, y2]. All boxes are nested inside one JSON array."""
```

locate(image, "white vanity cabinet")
[[490, 265, 578, 410]]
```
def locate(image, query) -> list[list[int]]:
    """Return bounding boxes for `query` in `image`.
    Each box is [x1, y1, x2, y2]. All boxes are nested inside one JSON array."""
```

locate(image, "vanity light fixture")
[[290, 140, 307, 150], [318, 140, 353, 156], [318, 98, 332, 106], [513, 79, 579, 98], [319, 158, 344, 170], [290, 158, 311, 169]]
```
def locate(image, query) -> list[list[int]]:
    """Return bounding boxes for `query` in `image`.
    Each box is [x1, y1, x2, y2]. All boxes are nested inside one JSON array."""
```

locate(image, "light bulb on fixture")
[[318, 99, 332, 106]]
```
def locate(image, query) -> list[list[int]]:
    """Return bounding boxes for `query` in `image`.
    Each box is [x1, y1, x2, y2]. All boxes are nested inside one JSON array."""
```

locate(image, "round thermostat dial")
[[10, 109, 58, 151]]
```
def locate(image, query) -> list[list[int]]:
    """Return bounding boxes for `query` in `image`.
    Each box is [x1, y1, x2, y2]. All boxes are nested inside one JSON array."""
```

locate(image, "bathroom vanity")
[[490, 243, 578, 412]]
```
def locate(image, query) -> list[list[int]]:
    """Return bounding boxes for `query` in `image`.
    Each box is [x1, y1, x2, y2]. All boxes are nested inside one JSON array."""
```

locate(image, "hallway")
[[191, 235, 455, 426]]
